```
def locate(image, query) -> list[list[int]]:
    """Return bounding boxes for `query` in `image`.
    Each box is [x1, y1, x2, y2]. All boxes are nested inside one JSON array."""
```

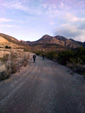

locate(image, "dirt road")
[[0, 54, 85, 113]]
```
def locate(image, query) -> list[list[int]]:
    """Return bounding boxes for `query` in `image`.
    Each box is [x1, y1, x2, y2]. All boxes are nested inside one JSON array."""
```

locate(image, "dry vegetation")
[[0, 48, 30, 81], [36, 47, 85, 76]]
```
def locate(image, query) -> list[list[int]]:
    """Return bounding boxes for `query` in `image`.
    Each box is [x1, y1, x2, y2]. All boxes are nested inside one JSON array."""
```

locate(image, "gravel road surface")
[[0, 54, 85, 113]]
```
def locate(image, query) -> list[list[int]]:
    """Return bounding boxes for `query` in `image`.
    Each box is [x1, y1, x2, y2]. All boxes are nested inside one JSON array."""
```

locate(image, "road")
[[0, 54, 85, 113]]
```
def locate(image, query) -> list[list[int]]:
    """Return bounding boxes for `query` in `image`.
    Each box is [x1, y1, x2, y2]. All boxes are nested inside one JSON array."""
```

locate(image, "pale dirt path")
[[0, 53, 85, 113]]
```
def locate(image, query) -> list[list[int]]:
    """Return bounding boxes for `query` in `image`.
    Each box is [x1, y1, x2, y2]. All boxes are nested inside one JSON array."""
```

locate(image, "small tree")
[[5, 46, 11, 49]]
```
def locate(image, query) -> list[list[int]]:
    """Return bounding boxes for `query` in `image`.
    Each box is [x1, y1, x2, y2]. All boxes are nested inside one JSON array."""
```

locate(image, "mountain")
[[36, 35, 83, 48], [0, 33, 84, 52], [0, 33, 28, 49], [26, 35, 84, 51]]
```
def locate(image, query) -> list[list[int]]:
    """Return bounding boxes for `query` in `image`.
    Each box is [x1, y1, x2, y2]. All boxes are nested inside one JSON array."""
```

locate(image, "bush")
[[57, 47, 85, 65], [0, 65, 10, 81], [45, 51, 57, 60], [1, 54, 9, 62], [23, 57, 28, 67], [70, 57, 82, 64], [57, 50, 74, 65], [11, 64, 17, 74], [5, 46, 11, 49], [0, 71, 10, 80], [35, 51, 43, 56]]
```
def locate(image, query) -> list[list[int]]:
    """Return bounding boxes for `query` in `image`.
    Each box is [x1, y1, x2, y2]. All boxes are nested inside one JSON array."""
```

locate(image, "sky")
[[0, 0, 85, 42]]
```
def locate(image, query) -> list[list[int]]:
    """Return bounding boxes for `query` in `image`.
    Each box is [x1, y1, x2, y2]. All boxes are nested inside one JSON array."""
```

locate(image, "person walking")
[[42, 54, 45, 60], [33, 54, 36, 63]]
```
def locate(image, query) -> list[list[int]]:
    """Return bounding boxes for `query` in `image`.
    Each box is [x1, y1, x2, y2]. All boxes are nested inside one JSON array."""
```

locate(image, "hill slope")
[[0, 33, 28, 49], [26, 35, 83, 48], [0, 33, 84, 52], [26, 35, 83, 51]]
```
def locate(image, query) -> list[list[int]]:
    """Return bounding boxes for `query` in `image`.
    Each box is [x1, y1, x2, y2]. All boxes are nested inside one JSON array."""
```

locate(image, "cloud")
[[41, 4, 48, 9], [77, 18, 85, 29], [59, 2, 64, 9], [63, 13, 79, 22], [52, 11, 85, 42], [0, 0, 70, 17], [0, 0, 43, 16], [77, 0, 85, 8], [1, 1, 28, 11], [0, 18, 14, 22], [54, 24, 85, 42], [50, 21, 55, 25], [0, 24, 19, 28], [44, 4, 71, 20]]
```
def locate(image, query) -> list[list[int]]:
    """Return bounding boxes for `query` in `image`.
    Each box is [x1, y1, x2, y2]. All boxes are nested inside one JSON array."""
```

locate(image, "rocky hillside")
[[0, 33, 28, 49], [27, 35, 83, 48], [25, 35, 84, 52], [0, 33, 84, 52]]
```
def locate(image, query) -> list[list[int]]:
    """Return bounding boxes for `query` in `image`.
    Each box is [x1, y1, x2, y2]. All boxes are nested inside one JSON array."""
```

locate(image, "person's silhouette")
[[33, 55, 36, 63], [42, 54, 45, 60]]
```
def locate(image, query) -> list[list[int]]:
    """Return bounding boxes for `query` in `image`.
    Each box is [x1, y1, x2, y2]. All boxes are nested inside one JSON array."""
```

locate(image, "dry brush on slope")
[[0, 49, 30, 81]]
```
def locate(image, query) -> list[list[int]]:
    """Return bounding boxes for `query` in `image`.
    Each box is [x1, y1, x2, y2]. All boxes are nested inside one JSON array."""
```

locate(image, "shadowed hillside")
[[25, 34, 84, 52]]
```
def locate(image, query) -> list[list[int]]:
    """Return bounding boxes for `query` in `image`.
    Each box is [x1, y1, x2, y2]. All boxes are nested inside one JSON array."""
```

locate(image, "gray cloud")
[[54, 12, 85, 42], [77, 18, 85, 29], [54, 24, 85, 42]]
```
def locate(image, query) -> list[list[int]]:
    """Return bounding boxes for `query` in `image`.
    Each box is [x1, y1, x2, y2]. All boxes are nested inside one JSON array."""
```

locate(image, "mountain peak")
[[41, 34, 53, 39], [54, 35, 67, 41], [26, 34, 83, 48]]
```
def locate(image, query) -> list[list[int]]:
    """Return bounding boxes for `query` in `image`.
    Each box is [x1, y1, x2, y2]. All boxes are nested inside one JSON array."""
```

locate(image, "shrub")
[[24, 47, 29, 52], [11, 64, 17, 74], [70, 57, 82, 64], [1, 54, 9, 62], [45, 51, 58, 60], [24, 60, 28, 67], [11, 52, 17, 60], [0, 65, 10, 81], [57, 47, 85, 65], [35, 51, 43, 56], [5, 46, 11, 49], [57, 50, 74, 65], [0, 71, 7, 80]]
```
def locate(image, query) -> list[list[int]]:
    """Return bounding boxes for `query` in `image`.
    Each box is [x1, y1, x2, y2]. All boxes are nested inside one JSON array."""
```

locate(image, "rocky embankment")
[[0, 49, 30, 81]]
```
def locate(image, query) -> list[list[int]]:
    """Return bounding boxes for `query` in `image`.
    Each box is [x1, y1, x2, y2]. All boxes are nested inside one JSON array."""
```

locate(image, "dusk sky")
[[0, 0, 85, 42]]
